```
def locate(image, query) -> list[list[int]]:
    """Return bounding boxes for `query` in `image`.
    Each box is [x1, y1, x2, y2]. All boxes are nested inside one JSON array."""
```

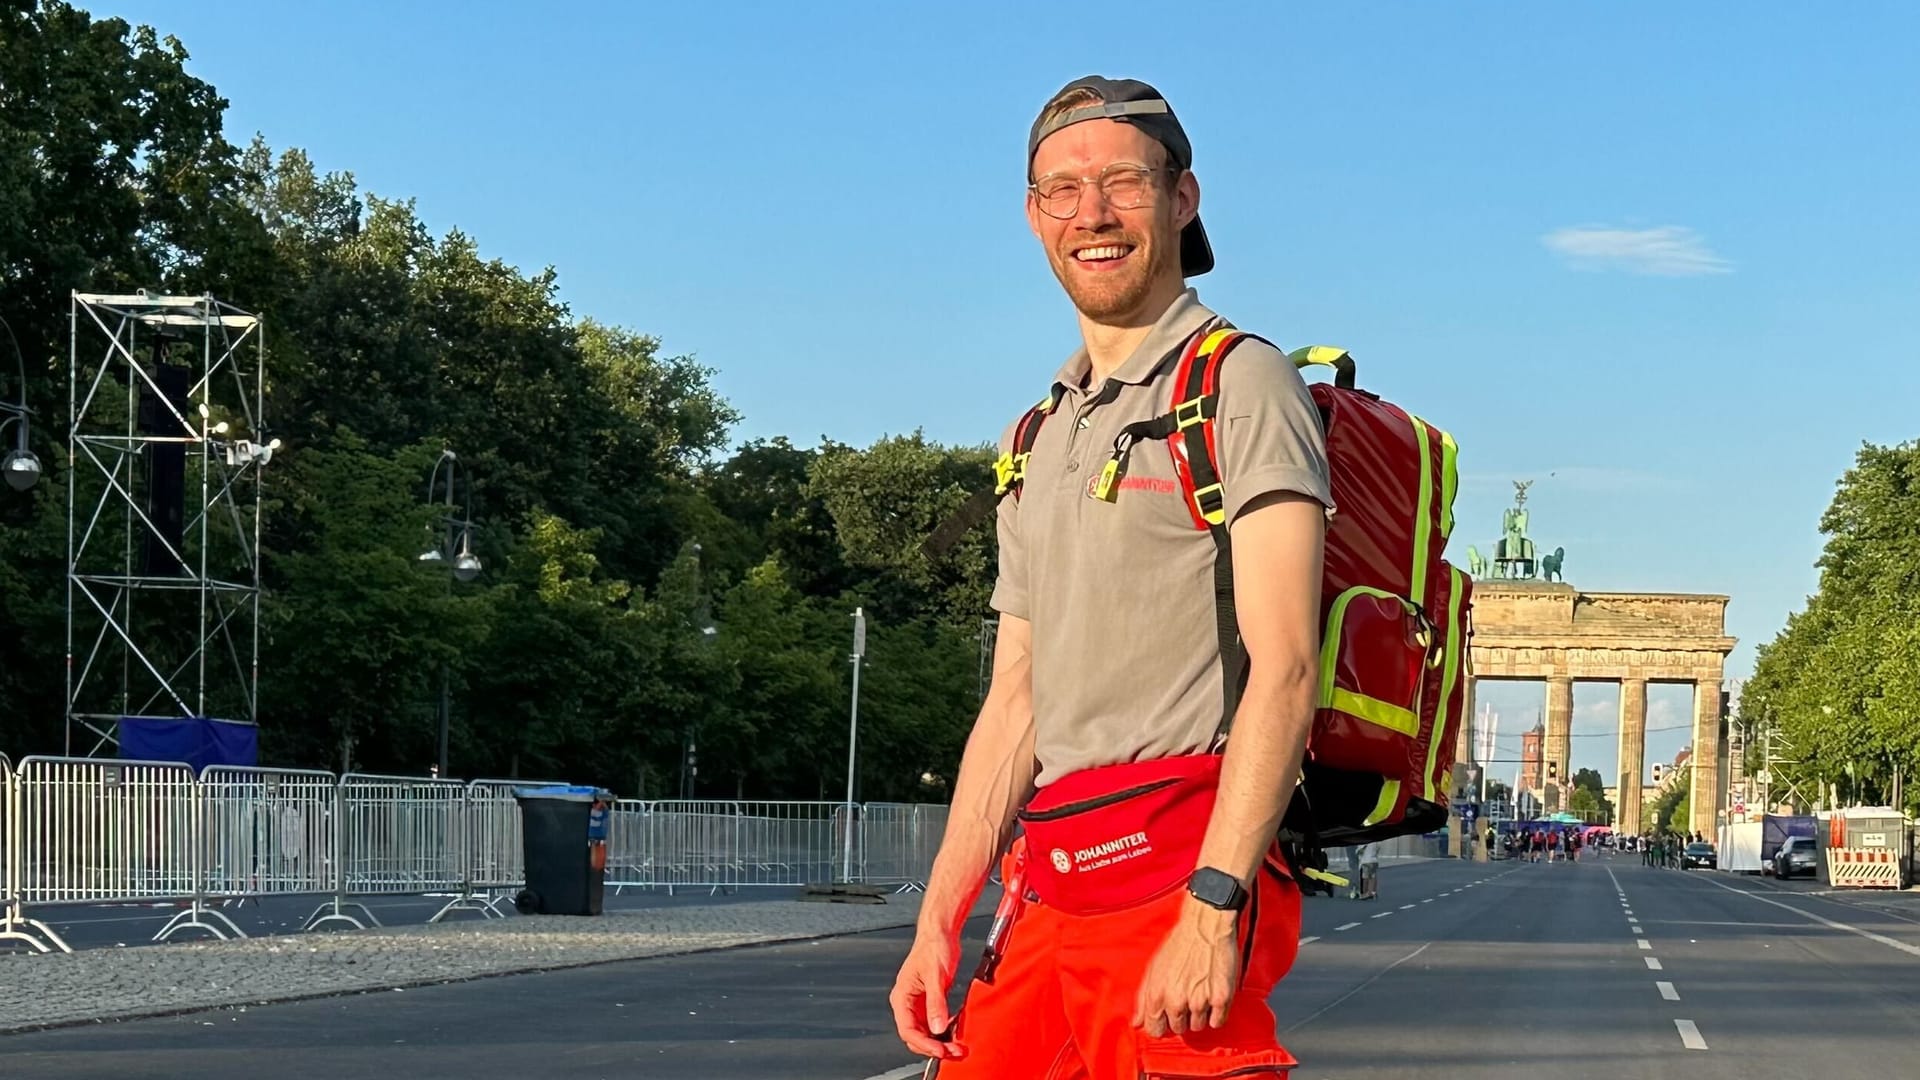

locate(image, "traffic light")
[[1546, 760, 1558, 782], [1652, 763, 1665, 785]]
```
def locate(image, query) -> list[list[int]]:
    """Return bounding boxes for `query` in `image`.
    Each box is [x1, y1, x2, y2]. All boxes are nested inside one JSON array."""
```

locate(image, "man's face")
[[1027, 119, 1198, 321]]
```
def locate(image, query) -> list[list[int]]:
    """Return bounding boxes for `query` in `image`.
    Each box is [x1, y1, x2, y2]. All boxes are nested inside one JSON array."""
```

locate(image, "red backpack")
[[930, 325, 1472, 849]]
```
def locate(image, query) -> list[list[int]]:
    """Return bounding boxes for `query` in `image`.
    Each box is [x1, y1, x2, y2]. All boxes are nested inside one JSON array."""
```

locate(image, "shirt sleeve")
[[987, 416, 1031, 619], [1214, 337, 1334, 527]]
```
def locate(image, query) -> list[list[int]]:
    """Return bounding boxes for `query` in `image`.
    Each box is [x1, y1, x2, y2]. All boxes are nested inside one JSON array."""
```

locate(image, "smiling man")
[[889, 77, 1332, 1078]]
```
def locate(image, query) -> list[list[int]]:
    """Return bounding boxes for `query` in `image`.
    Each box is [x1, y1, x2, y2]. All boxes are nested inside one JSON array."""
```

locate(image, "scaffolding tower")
[[65, 292, 273, 756]]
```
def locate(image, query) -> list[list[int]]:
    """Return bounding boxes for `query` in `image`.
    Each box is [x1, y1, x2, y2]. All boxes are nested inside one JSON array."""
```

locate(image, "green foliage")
[[1740, 441, 1920, 812], [1651, 784, 1687, 834], [0, 2, 997, 800], [1568, 767, 1614, 823]]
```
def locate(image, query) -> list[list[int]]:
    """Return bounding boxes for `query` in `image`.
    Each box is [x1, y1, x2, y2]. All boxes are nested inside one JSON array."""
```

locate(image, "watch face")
[[1190, 868, 1243, 908]]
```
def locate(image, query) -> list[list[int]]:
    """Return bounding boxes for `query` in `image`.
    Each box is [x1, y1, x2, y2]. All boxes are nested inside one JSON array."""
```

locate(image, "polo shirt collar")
[[1051, 289, 1221, 392]]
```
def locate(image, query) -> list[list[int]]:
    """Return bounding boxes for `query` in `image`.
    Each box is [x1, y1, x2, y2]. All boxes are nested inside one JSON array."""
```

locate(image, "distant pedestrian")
[[1358, 841, 1382, 900]]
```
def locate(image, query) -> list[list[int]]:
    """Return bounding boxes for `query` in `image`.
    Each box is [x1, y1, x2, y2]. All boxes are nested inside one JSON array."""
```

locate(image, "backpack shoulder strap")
[[1173, 329, 1272, 744], [994, 384, 1065, 499], [921, 384, 1064, 559], [1092, 324, 1274, 743]]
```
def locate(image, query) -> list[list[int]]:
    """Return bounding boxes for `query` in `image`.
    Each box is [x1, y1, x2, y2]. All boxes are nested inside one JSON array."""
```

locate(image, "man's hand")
[[1132, 898, 1242, 1037], [890, 930, 964, 1059]]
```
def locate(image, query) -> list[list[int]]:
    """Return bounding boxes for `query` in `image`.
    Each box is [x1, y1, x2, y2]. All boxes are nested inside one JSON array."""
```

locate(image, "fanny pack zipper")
[[1142, 1066, 1293, 1079], [1017, 777, 1181, 822]]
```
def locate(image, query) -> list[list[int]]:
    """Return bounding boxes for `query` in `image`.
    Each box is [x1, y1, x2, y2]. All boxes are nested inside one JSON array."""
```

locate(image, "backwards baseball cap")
[[1027, 75, 1214, 277]]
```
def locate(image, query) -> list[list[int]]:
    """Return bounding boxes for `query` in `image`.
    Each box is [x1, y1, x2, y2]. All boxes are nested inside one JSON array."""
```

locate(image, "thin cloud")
[[1542, 225, 1732, 276]]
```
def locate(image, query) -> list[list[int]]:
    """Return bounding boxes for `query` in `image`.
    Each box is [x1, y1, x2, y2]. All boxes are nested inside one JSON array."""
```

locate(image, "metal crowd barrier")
[[0, 756, 956, 949], [9, 756, 205, 949], [0, 753, 67, 952], [304, 773, 467, 931], [859, 802, 946, 893], [200, 766, 338, 909]]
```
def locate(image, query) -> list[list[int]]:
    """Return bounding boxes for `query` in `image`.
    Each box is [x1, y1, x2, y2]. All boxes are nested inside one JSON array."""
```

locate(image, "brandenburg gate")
[[1465, 485, 1735, 839]]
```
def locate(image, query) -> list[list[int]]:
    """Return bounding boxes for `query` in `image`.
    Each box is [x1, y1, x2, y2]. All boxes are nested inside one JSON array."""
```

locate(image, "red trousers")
[[929, 861, 1300, 1079]]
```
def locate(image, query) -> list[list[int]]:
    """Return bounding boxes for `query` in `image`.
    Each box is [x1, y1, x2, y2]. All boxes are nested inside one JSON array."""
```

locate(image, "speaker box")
[[140, 360, 189, 577]]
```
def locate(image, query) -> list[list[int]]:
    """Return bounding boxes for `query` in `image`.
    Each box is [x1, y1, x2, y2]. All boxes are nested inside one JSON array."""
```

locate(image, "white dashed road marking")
[[1675, 1019, 1708, 1050], [1646, 957, 1663, 970], [1400, 904, 1416, 910], [1633, 927, 1645, 935], [1299, 936, 1321, 946], [859, 1066, 925, 1080], [1657, 981, 1680, 1001], [1371, 911, 1394, 919], [1638, 940, 1652, 950], [1335, 922, 1362, 931]]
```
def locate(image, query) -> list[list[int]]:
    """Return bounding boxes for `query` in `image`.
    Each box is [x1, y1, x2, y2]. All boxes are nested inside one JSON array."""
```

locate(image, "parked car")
[[1773, 836, 1819, 880], [1683, 842, 1717, 870]]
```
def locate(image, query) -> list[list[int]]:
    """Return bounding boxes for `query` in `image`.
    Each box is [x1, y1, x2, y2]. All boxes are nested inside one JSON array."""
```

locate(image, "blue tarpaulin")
[[117, 716, 258, 772]]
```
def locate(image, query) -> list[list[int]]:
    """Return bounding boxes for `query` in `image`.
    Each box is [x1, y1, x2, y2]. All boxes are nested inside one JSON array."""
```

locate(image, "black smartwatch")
[[1186, 867, 1249, 911]]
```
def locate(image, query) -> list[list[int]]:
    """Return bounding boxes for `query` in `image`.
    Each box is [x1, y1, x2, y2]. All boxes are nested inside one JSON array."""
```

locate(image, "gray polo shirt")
[[991, 289, 1333, 788]]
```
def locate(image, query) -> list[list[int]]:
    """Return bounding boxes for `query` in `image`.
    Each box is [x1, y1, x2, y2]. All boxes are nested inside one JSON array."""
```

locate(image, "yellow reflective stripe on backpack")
[[1437, 427, 1459, 539], [1329, 687, 1419, 737], [1364, 779, 1403, 827], [1420, 564, 1468, 805], [1409, 419, 1434, 602]]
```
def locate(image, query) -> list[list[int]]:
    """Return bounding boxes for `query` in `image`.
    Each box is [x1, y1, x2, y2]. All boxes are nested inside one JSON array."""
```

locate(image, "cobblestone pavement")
[[0, 896, 930, 1035]]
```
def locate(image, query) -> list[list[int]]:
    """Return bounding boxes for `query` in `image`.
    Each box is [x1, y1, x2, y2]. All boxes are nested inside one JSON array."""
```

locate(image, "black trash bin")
[[513, 785, 613, 916]]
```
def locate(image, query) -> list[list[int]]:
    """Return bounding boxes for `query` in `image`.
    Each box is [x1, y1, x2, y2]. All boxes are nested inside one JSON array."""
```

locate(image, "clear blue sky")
[[110, 2, 1918, 783]]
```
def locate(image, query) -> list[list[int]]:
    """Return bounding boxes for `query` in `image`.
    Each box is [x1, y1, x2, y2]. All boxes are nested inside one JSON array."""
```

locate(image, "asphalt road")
[[8, 854, 1920, 1079]]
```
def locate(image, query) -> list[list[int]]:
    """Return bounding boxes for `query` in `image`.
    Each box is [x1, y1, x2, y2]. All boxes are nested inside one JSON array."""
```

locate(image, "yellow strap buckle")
[[1191, 482, 1225, 526], [1092, 456, 1122, 502], [993, 452, 1029, 496], [1173, 397, 1210, 430]]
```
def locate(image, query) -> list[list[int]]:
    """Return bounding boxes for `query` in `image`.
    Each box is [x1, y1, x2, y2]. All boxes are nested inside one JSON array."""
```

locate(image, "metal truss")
[[65, 292, 273, 756]]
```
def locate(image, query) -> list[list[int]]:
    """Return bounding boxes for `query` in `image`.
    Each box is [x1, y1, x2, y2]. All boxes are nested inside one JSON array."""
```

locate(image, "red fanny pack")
[[1016, 755, 1222, 916]]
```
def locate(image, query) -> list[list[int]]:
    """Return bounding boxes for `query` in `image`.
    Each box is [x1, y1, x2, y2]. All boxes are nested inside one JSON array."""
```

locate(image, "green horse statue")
[[1540, 546, 1566, 582]]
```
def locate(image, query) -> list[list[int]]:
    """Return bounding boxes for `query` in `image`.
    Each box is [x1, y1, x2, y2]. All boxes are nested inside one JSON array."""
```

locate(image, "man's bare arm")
[[1192, 492, 1325, 890], [916, 613, 1037, 940]]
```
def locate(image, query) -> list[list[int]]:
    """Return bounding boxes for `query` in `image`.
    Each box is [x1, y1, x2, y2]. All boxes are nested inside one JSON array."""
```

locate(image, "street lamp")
[[0, 315, 41, 492], [841, 606, 867, 882], [420, 448, 481, 777], [681, 542, 717, 800]]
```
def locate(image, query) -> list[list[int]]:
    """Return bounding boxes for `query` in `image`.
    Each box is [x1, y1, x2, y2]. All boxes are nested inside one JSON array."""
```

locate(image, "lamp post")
[[841, 606, 867, 882], [681, 542, 716, 800], [419, 448, 480, 777], [0, 316, 42, 492]]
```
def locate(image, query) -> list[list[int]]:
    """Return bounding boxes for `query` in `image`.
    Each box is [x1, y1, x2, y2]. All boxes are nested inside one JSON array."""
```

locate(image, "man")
[[1358, 841, 1382, 901], [889, 75, 1331, 1078]]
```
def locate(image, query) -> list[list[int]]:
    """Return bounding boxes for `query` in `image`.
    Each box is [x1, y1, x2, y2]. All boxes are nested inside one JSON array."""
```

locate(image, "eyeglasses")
[[1028, 162, 1176, 220]]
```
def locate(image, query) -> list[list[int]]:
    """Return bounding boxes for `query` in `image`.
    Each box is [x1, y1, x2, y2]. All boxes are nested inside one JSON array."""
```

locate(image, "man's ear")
[[1175, 170, 1200, 230], [1026, 190, 1045, 240]]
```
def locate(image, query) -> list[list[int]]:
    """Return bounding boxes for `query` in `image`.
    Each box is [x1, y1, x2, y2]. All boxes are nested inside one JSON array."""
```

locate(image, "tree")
[[1484, 779, 1512, 806], [1652, 784, 1687, 834], [1741, 440, 1920, 813], [808, 432, 998, 629], [0, 2, 1005, 802]]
